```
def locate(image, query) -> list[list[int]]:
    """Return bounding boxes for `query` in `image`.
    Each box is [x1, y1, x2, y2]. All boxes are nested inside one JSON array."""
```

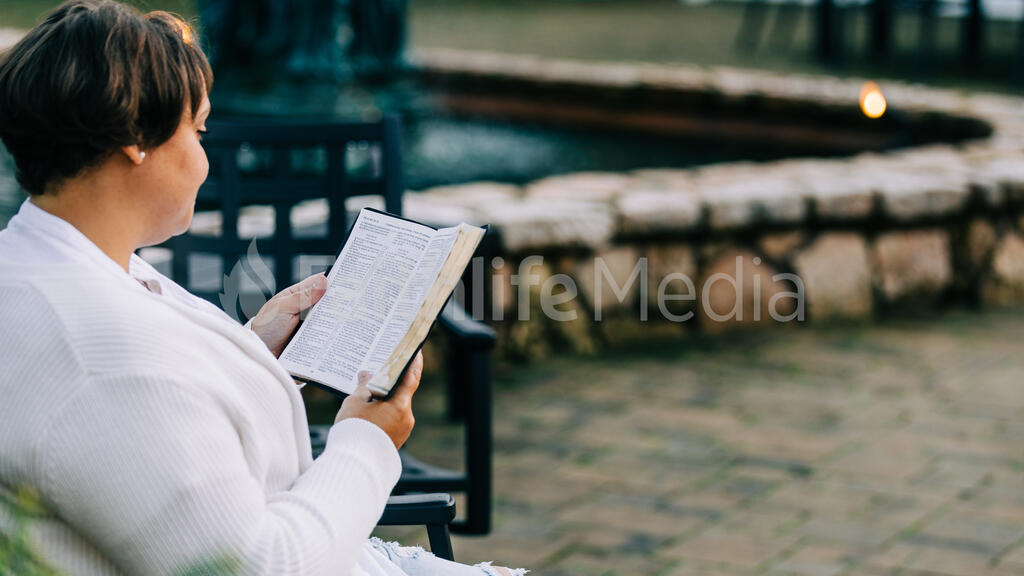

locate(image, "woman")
[[0, 2, 524, 575]]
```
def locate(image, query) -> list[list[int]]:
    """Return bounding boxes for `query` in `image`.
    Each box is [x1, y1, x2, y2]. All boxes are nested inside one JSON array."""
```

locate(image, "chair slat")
[[197, 180, 384, 204]]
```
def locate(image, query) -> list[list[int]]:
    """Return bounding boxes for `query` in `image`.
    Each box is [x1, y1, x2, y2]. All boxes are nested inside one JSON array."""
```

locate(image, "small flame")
[[860, 81, 886, 119]]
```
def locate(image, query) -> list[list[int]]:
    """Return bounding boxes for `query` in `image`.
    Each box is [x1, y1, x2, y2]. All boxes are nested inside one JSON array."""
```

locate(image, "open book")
[[279, 208, 485, 398]]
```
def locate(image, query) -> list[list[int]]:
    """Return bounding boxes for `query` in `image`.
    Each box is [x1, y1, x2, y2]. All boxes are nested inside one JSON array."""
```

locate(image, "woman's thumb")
[[349, 371, 374, 403]]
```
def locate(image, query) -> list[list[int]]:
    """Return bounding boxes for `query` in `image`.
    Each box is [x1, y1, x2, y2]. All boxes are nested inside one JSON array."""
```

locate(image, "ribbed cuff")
[[326, 418, 402, 490]]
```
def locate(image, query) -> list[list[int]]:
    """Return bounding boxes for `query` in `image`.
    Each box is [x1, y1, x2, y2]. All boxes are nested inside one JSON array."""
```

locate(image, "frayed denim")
[[368, 537, 529, 576]]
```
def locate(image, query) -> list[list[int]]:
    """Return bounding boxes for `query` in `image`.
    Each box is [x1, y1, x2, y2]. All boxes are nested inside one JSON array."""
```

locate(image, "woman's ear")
[[121, 145, 146, 165]]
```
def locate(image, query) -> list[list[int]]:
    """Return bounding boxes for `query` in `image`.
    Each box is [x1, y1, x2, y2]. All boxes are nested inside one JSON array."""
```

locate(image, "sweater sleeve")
[[40, 371, 401, 576]]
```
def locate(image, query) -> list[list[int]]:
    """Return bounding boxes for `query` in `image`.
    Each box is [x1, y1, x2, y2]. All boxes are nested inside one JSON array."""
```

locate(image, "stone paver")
[[369, 308, 1024, 575]]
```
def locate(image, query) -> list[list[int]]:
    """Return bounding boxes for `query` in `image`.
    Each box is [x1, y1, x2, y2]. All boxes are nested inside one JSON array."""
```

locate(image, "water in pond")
[[402, 114, 834, 189]]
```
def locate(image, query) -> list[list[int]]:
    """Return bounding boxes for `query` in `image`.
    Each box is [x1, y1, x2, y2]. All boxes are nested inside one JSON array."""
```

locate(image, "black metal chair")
[[379, 494, 457, 560], [154, 116, 496, 536]]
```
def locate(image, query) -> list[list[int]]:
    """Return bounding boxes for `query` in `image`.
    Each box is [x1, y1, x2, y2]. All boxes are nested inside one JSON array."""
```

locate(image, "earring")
[[139, 151, 146, 160]]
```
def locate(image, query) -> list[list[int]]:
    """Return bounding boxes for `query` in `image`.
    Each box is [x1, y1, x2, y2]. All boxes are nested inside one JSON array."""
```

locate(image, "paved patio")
[[374, 309, 1024, 575]]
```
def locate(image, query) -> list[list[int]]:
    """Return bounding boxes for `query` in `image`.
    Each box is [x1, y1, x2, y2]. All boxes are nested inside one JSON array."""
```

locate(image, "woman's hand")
[[335, 352, 422, 449], [249, 273, 328, 357]]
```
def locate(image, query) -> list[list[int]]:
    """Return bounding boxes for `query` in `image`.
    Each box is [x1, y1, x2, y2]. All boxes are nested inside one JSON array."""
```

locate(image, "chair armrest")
[[379, 493, 456, 526], [438, 301, 496, 350]]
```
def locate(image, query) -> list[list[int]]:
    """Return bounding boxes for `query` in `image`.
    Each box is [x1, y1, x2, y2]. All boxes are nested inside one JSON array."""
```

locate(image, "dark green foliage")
[[0, 486, 63, 576]]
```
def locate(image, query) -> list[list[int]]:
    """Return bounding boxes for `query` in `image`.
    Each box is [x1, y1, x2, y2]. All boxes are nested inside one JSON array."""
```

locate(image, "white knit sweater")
[[0, 200, 405, 576]]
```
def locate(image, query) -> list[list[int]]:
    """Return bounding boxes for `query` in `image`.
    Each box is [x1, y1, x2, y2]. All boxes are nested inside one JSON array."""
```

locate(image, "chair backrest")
[[160, 116, 403, 319]]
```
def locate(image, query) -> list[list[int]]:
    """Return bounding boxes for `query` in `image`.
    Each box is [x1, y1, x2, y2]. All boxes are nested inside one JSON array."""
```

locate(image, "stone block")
[[416, 181, 521, 210], [698, 249, 801, 331], [575, 246, 643, 316], [966, 218, 998, 271], [695, 161, 762, 183], [403, 194, 479, 228], [702, 174, 807, 230], [498, 256, 599, 358], [969, 173, 1002, 208], [981, 232, 1024, 307], [781, 158, 873, 221], [889, 145, 969, 179], [498, 259, 555, 362], [525, 171, 632, 202], [616, 188, 702, 236], [546, 293, 598, 356], [503, 316, 551, 363], [758, 231, 806, 263], [986, 158, 1024, 203], [629, 168, 694, 189], [478, 199, 615, 253], [873, 230, 953, 302], [754, 176, 808, 224], [645, 243, 698, 319], [806, 172, 876, 221], [793, 233, 873, 321], [703, 187, 758, 230], [876, 172, 971, 221], [964, 151, 1021, 207], [489, 257, 516, 316], [537, 255, 599, 355]]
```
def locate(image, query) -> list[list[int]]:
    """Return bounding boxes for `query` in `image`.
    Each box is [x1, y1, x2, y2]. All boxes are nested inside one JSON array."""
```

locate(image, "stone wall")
[[395, 51, 1024, 358], [399, 170, 1024, 360]]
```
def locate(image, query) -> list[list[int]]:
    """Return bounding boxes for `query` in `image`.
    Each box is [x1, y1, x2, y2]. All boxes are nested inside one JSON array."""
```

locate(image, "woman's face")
[[137, 95, 211, 245]]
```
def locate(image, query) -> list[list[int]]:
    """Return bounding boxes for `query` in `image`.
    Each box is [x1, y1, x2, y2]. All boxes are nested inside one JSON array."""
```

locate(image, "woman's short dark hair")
[[0, 0, 213, 195]]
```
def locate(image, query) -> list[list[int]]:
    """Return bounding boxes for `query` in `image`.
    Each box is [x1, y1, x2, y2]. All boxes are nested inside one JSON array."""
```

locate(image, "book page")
[[279, 209, 434, 394], [361, 226, 460, 373], [366, 224, 485, 396]]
